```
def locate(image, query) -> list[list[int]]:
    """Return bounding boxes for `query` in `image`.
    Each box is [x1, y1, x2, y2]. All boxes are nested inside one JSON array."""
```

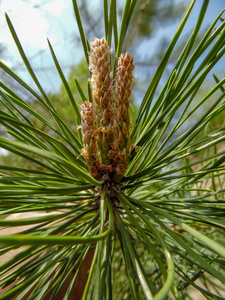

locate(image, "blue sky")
[[0, 0, 224, 94], [0, 0, 82, 91]]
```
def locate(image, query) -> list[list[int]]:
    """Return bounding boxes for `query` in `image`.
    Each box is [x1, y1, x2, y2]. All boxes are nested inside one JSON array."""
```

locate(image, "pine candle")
[[81, 37, 135, 182]]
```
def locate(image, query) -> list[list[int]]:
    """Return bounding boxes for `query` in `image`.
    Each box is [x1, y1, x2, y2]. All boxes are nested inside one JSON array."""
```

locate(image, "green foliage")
[[0, 0, 225, 299]]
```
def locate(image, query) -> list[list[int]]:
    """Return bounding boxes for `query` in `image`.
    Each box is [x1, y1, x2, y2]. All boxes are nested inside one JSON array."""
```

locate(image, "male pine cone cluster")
[[81, 37, 135, 181]]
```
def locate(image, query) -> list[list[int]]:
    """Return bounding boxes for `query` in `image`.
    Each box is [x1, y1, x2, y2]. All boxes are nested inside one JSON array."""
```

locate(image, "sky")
[[0, 0, 84, 92], [0, 0, 224, 94], [135, 0, 225, 78], [0, 0, 224, 156]]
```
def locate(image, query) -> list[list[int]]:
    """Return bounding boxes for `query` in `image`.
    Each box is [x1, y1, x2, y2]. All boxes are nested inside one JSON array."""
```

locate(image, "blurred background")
[[1, 0, 224, 95]]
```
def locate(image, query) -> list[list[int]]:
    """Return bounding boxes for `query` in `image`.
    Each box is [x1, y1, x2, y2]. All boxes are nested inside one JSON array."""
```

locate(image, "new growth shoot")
[[81, 37, 135, 183]]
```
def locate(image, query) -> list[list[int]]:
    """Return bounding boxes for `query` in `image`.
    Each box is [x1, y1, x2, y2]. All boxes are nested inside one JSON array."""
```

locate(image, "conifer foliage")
[[0, 0, 225, 299]]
